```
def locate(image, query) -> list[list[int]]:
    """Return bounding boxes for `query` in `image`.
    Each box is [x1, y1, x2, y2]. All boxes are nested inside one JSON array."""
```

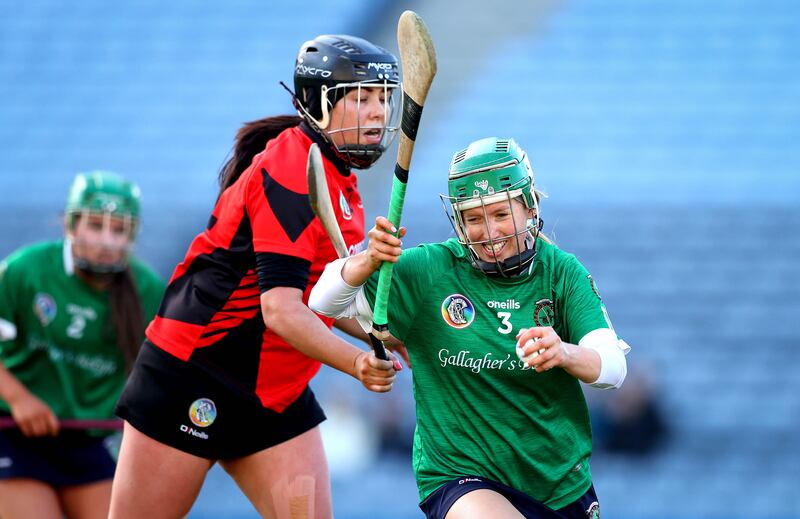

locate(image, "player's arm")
[[516, 254, 629, 388], [515, 327, 627, 388], [309, 217, 412, 367], [244, 158, 398, 387], [0, 362, 59, 436], [342, 216, 404, 286], [332, 317, 410, 368], [0, 257, 59, 436], [333, 317, 369, 341], [309, 216, 403, 318], [257, 253, 396, 392], [261, 288, 395, 392]]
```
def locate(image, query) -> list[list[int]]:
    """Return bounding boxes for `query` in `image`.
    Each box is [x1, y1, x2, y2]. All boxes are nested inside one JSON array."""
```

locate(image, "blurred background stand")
[[2, 1, 799, 517]]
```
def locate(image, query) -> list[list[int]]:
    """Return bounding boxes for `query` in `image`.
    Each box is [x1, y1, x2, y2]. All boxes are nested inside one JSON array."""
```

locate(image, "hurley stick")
[[307, 143, 349, 259], [306, 143, 389, 359], [372, 10, 437, 341]]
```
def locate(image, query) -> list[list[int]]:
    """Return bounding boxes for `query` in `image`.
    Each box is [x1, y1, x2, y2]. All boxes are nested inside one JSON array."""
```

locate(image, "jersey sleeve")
[[361, 244, 431, 342], [555, 254, 614, 345], [244, 160, 321, 263], [0, 252, 24, 352]]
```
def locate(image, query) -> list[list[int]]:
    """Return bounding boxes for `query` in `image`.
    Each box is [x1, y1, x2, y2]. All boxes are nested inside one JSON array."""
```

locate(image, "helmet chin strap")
[[284, 80, 396, 170], [70, 238, 128, 274], [66, 217, 131, 275], [66, 239, 125, 286], [73, 255, 127, 275], [287, 84, 365, 169], [471, 226, 541, 278]]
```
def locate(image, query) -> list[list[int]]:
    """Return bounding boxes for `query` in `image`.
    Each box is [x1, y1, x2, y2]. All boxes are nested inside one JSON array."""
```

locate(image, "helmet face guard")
[[65, 171, 140, 274], [319, 79, 401, 168], [293, 34, 401, 169], [440, 138, 542, 277]]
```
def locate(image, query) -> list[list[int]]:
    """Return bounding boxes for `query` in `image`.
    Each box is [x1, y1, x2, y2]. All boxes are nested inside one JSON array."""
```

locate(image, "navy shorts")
[[419, 475, 600, 519], [116, 340, 326, 460], [0, 426, 118, 487]]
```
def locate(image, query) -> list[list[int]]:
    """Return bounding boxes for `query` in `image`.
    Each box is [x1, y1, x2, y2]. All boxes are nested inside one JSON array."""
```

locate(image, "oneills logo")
[[487, 299, 520, 310]]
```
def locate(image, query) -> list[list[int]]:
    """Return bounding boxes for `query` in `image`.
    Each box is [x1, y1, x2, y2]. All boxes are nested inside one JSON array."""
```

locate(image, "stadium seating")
[[1, 0, 798, 518]]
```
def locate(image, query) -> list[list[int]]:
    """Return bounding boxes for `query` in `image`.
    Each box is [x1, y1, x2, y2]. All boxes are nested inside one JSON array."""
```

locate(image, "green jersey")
[[362, 238, 612, 508], [0, 240, 164, 427]]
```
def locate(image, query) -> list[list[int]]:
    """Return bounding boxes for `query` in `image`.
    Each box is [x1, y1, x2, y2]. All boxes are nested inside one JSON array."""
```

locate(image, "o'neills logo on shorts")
[[179, 424, 209, 440], [458, 477, 482, 485]]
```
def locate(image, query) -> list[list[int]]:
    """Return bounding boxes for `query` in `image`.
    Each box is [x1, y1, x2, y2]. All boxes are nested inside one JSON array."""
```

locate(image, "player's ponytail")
[[107, 268, 145, 373], [217, 115, 302, 196]]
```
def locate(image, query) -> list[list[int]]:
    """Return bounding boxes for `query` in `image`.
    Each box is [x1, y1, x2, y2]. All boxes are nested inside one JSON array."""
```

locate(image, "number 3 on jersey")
[[497, 311, 513, 334]]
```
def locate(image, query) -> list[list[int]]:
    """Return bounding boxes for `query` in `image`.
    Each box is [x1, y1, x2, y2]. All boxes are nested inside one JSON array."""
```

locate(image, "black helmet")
[[293, 34, 401, 168]]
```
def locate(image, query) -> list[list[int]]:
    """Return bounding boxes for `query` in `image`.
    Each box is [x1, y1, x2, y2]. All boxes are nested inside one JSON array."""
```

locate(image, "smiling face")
[[442, 137, 543, 277], [460, 197, 535, 264]]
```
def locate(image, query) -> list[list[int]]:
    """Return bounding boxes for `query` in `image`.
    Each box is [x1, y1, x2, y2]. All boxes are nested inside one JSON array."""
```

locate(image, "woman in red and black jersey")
[[109, 35, 403, 519]]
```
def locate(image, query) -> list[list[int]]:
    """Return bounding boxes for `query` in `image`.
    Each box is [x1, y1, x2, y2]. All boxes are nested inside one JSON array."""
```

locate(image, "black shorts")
[[419, 475, 600, 519], [115, 340, 326, 460], [0, 425, 118, 487]]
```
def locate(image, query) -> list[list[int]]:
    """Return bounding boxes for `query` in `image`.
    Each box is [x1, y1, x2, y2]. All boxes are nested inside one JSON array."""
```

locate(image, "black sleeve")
[[255, 252, 311, 293]]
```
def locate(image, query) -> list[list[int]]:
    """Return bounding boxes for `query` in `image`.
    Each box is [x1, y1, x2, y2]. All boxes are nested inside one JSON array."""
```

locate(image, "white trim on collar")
[[63, 238, 75, 276]]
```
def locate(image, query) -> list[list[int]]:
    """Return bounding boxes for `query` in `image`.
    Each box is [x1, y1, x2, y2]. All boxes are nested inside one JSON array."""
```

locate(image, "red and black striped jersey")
[[146, 125, 365, 411]]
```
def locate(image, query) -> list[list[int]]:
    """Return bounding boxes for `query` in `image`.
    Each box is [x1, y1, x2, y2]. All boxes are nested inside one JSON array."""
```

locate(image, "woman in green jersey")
[[310, 137, 630, 519], [0, 171, 164, 519]]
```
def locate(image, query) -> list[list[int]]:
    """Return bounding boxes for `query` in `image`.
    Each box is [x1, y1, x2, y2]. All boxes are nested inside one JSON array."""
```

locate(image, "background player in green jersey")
[[311, 137, 631, 519], [0, 171, 164, 519]]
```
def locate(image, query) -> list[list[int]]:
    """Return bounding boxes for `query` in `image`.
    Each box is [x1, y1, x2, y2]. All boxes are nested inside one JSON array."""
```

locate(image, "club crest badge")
[[585, 501, 600, 518], [33, 293, 57, 327], [441, 294, 475, 329], [339, 191, 352, 221], [189, 398, 217, 428], [533, 298, 554, 327]]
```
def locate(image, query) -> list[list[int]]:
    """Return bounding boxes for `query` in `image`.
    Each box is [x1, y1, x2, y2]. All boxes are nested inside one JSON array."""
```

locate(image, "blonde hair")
[[533, 188, 553, 245]]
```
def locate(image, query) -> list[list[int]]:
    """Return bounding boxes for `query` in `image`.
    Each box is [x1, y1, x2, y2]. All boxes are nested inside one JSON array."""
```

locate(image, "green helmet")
[[440, 137, 541, 277], [66, 170, 141, 230], [447, 137, 536, 210], [65, 171, 141, 273]]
